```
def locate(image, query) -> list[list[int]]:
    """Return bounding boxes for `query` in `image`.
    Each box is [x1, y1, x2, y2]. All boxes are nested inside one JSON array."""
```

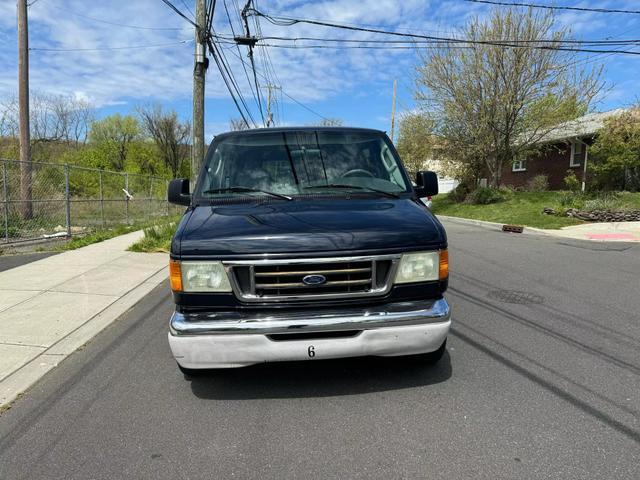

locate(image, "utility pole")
[[191, 0, 207, 184], [17, 0, 32, 219], [390, 79, 397, 144], [263, 84, 281, 127]]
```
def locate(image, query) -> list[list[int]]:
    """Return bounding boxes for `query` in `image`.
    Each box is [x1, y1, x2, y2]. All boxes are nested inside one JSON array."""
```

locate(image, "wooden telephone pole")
[[191, 0, 207, 183], [390, 79, 397, 144], [263, 84, 281, 127], [17, 0, 32, 218]]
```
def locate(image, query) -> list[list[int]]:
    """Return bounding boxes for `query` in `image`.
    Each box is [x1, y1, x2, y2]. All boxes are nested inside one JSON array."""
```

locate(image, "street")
[[0, 219, 639, 479]]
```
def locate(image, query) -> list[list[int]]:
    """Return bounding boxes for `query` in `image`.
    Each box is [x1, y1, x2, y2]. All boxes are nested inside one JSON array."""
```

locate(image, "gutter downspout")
[[576, 137, 589, 192]]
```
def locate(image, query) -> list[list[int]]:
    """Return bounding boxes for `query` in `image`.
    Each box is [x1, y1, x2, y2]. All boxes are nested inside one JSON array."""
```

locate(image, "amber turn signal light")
[[439, 249, 449, 280], [169, 260, 183, 292]]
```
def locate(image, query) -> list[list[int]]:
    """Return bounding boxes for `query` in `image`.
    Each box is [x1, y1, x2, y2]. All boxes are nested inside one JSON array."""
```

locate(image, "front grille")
[[228, 255, 399, 302]]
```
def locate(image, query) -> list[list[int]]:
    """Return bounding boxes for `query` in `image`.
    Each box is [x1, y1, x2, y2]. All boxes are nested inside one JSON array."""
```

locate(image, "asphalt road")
[[0, 251, 57, 273], [1, 220, 639, 479]]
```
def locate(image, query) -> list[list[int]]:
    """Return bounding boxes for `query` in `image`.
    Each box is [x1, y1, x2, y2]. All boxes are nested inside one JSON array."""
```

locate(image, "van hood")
[[176, 198, 446, 257]]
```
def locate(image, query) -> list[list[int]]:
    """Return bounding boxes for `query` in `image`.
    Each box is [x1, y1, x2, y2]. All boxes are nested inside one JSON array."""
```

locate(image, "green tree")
[[415, 7, 603, 187], [590, 108, 640, 191], [396, 113, 435, 177], [88, 114, 140, 171]]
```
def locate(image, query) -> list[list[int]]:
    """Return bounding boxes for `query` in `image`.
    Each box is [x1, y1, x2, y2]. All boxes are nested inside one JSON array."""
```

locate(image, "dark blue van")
[[166, 127, 450, 375]]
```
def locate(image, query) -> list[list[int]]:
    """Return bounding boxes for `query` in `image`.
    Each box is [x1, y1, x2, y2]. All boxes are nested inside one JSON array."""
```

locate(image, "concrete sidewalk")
[[438, 215, 640, 242], [0, 231, 168, 409], [534, 221, 640, 242]]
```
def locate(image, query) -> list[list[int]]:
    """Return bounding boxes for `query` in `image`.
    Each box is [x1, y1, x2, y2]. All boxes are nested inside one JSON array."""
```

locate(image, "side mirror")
[[168, 178, 191, 206], [415, 171, 439, 197]]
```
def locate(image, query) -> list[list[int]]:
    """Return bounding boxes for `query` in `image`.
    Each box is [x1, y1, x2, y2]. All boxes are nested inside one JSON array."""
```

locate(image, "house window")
[[570, 141, 582, 167], [512, 159, 527, 172]]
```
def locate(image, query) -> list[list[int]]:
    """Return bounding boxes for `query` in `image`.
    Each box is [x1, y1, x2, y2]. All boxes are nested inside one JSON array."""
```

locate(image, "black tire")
[[418, 339, 447, 365], [177, 363, 205, 378]]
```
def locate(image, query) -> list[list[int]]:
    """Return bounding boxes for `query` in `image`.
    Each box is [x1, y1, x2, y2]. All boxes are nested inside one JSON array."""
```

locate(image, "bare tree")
[[229, 117, 250, 131], [313, 118, 344, 127], [415, 7, 604, 187], [138, 104, 191, 178], [0, 93, 94, 147]]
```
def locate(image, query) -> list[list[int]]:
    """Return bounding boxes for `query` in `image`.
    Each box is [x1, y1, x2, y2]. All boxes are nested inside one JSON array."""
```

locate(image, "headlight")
[[171, 261, 232, 292], [394, 250, 447, 284]]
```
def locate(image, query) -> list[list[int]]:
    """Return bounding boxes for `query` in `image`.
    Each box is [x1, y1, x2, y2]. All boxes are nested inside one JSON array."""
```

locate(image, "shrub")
[[564, 170, 580, 191], [526, 175, 549, 192], [583, 193, 622, 212], [558, 191, 584, 208], [450, 183, 471, 203], [465, 187, 505, 205]]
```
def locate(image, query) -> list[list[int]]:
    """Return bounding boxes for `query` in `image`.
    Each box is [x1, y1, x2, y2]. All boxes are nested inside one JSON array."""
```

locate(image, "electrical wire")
[[180, 0, 196, 19], [225, 47, 331, 122], [160, 0, 199, 28], [240, 0, 266, 125], [463, 0, 640, 15], [248, 9, 640, 55], [40, 5, 184, 31], [222, 0, 263, 117], [30, 39, 193, 52], [206, 37, 258, 127], [235, 35, 640, 47]]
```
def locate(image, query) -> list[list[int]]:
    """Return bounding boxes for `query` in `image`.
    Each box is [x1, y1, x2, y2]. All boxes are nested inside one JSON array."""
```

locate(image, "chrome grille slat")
[[225, 255, 401, 303], [255, 267, 371, 277], [256, 279, 372, 289]]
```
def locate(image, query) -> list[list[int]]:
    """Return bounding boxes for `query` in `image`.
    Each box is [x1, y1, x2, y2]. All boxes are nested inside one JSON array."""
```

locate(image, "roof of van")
[[214, 126, 386, 140]]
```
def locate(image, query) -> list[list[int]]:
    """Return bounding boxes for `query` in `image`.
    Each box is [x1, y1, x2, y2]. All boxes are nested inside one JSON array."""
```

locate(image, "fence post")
[[148, 177, 153, 220], [64, 164, 71, 236], [99, 170, 105, 228], [124, 172, 129, 224], [2, 162, 8, 243], [166, 180, 170, 216]]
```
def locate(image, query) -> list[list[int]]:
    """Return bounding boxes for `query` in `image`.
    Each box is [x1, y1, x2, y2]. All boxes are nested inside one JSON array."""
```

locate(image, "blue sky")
[[1, 0, 639, 140]]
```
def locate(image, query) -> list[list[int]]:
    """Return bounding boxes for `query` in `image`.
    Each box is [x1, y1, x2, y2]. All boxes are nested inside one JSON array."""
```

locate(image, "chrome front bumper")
[[169, 298, 451, 368]]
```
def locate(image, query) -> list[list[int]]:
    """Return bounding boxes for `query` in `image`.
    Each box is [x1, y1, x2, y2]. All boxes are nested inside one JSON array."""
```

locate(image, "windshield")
[[194, 130, 411, 200]]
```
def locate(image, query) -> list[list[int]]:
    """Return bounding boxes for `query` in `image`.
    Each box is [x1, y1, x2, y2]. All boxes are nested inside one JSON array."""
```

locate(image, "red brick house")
[[494, 109, 626, 190]]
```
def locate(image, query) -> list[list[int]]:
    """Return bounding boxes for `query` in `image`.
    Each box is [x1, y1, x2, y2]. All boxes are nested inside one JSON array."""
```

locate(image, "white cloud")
[[0, 0, 637, 119]]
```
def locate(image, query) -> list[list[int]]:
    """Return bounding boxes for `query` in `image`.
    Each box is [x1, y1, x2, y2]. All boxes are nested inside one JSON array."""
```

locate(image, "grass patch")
[[128, 221, 179, 253], [56, 224, 139, 251], [55, 216, 181, 251], [432, 191, 586, 229]]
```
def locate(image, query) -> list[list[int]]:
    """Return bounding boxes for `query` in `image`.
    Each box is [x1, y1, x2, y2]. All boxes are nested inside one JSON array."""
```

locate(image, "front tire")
[[418, 339, 447, 365], [177, 363, 204, 378]]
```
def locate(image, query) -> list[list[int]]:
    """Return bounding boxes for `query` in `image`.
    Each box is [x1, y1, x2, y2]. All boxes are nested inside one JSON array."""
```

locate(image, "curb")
[[436, 215, 551, 236], [436, 215, 640, 243], [0, 266, 168, 411]]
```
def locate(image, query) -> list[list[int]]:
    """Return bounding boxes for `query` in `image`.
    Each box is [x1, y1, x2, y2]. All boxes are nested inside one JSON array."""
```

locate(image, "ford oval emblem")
[[302, 274, 327, 286]]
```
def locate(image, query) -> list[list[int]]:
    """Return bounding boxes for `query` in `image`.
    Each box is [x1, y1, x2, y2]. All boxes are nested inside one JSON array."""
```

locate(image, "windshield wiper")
[[305, 184, 400, 199], [202, 186, 293, 201]]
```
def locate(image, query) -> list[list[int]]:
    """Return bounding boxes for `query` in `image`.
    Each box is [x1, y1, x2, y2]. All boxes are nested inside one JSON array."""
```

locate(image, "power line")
[[180, 0, 196, 19], [240, 0, 266, 125], [225, 47, 331, 122], [41, 5, 184, 30], [29, 39, 193, 52], [206, 37, 258, 127], [463, 0, 640, 15], [239, 35, 640, 46], [255, 43, 474, 50], [222, 0, 263, 117], [211, 32, 640, 48], [248, 9, 640, 55], [160, 0, 199, 28]]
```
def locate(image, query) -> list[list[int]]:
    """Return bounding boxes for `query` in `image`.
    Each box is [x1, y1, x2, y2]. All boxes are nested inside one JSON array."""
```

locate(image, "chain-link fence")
[[1, 159, 182, 244]]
